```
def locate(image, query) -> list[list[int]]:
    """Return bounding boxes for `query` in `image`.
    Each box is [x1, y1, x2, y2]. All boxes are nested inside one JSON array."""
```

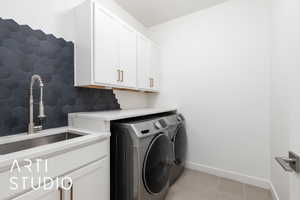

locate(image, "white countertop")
[[0, 127, 109, 171], [69, 107, 177, 121], [0, 107, 176, 170]]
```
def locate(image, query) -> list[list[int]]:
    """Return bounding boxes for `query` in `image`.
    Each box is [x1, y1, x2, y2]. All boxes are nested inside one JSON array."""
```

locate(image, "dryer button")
[[159, 119, 167, 128], [154, 122, 162, 129]]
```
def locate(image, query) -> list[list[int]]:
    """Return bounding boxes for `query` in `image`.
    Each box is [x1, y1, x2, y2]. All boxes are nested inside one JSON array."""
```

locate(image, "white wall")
[[149, 0, 271, 182], [271, 0, 300, 199], [5, 0, 300, 196], [0, 0, 150, 109]]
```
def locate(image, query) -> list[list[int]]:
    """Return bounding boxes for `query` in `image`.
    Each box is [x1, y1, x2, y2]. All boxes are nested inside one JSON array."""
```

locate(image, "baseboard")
[[270, 182, 280, 200], [186, 161, 271, 189]]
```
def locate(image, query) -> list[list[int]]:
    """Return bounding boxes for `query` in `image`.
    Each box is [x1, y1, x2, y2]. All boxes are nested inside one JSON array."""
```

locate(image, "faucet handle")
[[38, 102, 46, 119], [33, 126, 43, 132], [38, 114, 46, 119], [38, 115, 46, 126]]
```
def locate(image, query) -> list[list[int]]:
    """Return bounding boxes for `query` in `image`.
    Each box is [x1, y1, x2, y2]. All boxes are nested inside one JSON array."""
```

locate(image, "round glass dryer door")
[[173, 124, 187, 165], [143, 134, 171, 194]]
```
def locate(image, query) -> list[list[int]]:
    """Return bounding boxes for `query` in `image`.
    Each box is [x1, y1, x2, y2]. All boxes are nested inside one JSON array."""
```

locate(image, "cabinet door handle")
[[66, 181, 73, 200], [70, 185, 74, 200], [150, 78, 154, 88], [59, 180, 72, 200], [59, 188, 63, 200], [121, 70, 124, 82], [117, 69, 120, 82]]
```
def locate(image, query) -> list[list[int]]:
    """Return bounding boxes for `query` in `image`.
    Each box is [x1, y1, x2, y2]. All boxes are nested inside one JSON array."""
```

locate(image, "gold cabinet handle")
[[150, 78, 154, 88], [70, 185, 74, 200], [117, 69, 120, 82], [59, 180, 72, 200], [121, 70, 124, 82], [59, 188, 63, 200]]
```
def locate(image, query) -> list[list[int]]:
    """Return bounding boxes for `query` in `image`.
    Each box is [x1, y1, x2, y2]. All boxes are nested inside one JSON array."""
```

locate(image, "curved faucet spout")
[[30, 75, 44, 88], [28, 74, 46, 134]]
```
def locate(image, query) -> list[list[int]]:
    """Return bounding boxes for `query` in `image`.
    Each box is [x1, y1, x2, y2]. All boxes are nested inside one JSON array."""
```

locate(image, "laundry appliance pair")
[[111, 113, 187, 200]]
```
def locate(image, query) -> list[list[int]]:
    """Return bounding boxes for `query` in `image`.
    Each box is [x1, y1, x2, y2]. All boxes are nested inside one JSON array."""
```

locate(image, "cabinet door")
[[119, 24, 137, 88], [137, 35, 151, 90], [13, 183, 61, 200], [149, 42, 161, 91], [68, 158, 109, 200], [94, 6, 119, 85]]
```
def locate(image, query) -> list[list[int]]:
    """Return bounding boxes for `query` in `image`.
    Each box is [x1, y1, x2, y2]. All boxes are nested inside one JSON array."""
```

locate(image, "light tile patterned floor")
[[166, 169, 272, 200]]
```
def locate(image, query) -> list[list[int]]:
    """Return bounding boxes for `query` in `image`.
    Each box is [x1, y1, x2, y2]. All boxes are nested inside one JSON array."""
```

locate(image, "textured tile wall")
[[0, 18, 120, 136]]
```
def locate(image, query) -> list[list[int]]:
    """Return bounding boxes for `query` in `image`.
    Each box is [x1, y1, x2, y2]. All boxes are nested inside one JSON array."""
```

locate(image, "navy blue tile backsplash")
[[0, 18, 120, 136]]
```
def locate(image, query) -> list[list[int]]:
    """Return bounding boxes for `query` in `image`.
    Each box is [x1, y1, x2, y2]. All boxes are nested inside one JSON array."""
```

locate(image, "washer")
[[164, 114, 187, 185], [111, 116, 172, 200]]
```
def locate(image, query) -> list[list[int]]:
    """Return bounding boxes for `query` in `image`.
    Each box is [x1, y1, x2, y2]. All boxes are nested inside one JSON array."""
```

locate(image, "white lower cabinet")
[[67, 158, 109, 200], [13, 182, 61, 200], [13, 158, 109, 200]]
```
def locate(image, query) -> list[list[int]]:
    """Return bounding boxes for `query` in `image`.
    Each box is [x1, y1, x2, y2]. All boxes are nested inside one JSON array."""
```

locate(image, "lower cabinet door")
[[12, 158, 109, 200], [13, 183, 62, 200], [68, 157, 110, 200]]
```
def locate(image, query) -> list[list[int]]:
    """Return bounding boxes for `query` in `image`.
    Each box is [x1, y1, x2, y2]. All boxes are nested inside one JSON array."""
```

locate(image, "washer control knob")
[[154, 121, 162, 129], [177, 116, 182, 121]]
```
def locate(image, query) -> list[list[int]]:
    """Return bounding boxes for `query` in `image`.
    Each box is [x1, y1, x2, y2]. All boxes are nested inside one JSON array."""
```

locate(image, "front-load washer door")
[[173, 123, 187, 165], [143, 134, 171, 194]]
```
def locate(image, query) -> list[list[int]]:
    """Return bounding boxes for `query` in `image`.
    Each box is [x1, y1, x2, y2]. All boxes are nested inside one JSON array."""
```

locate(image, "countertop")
[[0, 108, 176, 170], [0, 127, 109, 171], [68, 107, 177, 121]]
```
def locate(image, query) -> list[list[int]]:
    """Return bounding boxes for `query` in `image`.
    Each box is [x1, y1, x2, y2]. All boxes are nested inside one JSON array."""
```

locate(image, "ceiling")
[[114, 0, 228, 27]]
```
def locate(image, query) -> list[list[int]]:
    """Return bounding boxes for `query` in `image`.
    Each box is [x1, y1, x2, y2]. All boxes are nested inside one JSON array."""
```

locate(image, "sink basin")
[[0, 132, 83, 155]]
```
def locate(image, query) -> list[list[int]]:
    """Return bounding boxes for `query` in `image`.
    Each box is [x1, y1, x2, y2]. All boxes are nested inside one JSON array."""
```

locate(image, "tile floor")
[[166, 169, 272, 200]]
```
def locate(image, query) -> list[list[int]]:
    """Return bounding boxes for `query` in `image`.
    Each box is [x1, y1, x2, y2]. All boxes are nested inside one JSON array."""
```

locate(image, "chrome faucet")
[[28, 75, 46, 134]]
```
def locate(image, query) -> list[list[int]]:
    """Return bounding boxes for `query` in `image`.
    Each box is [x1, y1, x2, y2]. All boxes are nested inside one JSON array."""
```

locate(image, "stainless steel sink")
[[0, 132, 83, 155]]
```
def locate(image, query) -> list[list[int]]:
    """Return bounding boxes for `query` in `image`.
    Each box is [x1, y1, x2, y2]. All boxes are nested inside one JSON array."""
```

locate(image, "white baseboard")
[[186, 161, 271, 189]]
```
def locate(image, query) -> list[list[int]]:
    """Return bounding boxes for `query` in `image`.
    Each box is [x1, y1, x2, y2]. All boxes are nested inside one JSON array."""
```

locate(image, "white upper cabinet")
[[119, 24, 137, 88], [137, 35, 161, 92], [94, 6, 119, 86], [137, 34, 150, 90], [75, 0, 160, 92], [149, 42, 161, 91]]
